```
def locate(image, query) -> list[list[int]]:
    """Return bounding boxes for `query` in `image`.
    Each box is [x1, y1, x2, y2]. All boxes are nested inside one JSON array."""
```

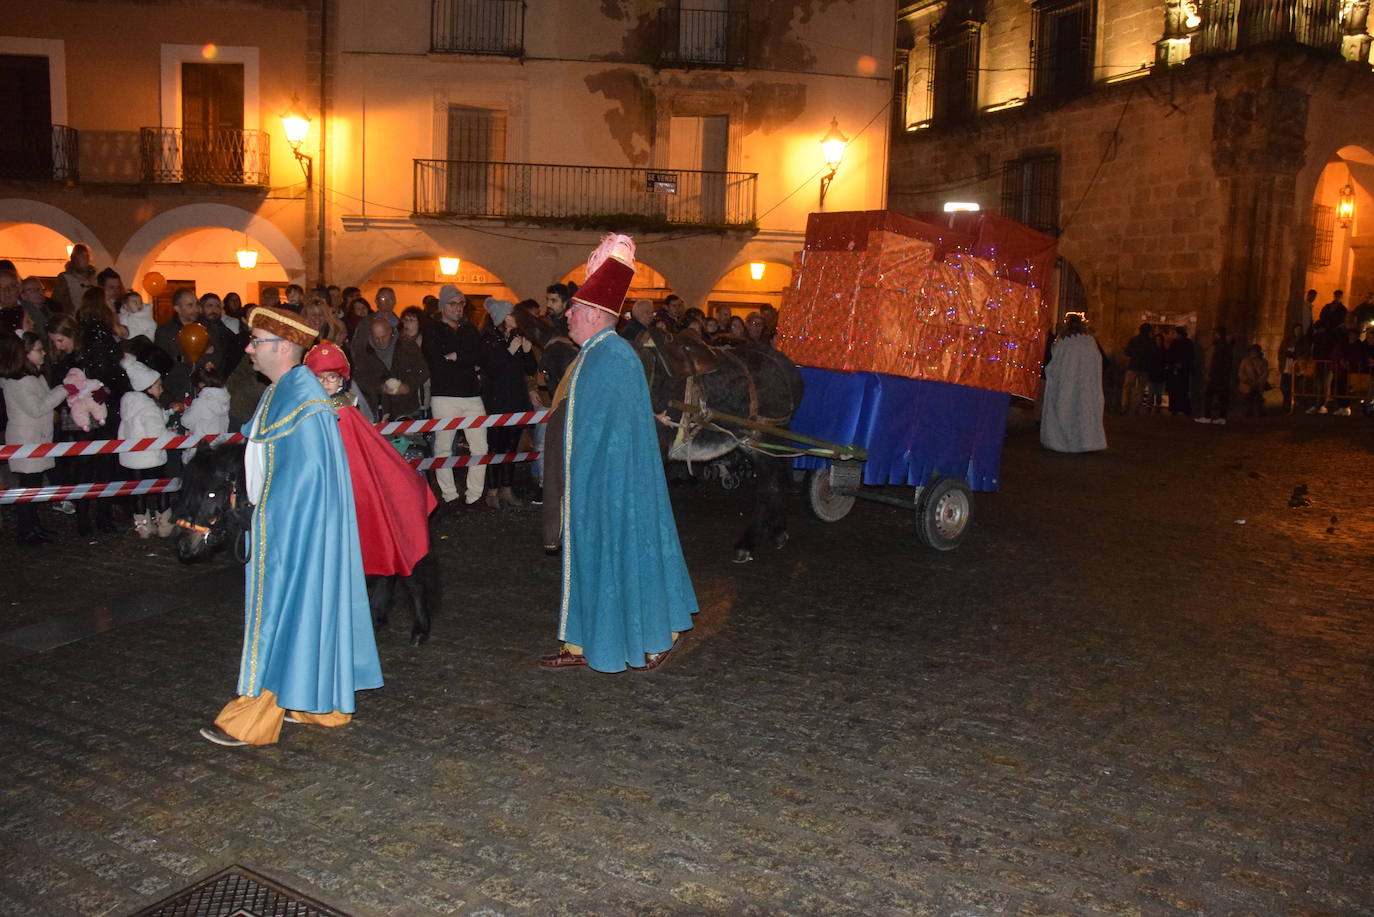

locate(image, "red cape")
[[336, 405, 436, 576]]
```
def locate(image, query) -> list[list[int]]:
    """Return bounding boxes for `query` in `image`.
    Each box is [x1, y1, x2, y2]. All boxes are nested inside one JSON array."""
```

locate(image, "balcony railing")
[[414, 159, 758, 228], [658, 5, 748, 68], [0, 122, 79, 183], [139, 127, 270, 186], [431, 0, 525, 55], [1192, 0, 1343, 55]]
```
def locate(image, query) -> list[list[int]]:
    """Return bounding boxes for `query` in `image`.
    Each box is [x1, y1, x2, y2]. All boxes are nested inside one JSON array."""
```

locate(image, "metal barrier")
[[1288, 359, 1372, 412]]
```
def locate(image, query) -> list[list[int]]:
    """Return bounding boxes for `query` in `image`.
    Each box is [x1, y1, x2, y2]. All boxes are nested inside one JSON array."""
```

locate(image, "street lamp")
[[749, 261, 765, 281], [438, 256, 461, 276], [818, 117, 849, 209], [280, 93, 313, 187], [1337, 183, 1356, 229]]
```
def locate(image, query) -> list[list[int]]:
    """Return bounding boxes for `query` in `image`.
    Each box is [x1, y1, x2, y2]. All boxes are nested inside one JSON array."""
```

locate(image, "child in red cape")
[[303, 343, 435, 576]]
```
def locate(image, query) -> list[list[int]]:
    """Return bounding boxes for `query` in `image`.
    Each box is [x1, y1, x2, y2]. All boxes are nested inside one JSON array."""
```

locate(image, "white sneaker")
[[1213, 418, 1227, 425], [1318, 406, 1329, 414], [1335, 406, 1351, 416], [1305, 406, 1318, 414], [1194, 417, 1211, 424]]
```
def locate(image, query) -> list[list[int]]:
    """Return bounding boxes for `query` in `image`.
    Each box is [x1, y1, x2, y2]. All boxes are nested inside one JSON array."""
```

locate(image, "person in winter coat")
[[1, 333, 69, 545], [52, 244, 97, 314], [1197, 326, 1234, 424], [1237, 345, 1270, 417], [179, 365, 231, 460], [118, 356, 177, 538], [353, 314, 429, 421], [49, 303, 130, 535], [479, 298, 536, 508]]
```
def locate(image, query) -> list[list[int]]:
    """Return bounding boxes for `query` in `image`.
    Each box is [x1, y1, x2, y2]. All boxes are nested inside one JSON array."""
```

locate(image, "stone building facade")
[[2, 0, 893, 315], [889, 0, 1374, 360], [325, 0, 894, 310], [1, 0, 318, 301]]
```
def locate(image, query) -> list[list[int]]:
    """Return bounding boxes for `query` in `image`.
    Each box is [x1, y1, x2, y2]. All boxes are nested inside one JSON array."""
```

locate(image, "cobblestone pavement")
[[1, 413, 1371, 917]]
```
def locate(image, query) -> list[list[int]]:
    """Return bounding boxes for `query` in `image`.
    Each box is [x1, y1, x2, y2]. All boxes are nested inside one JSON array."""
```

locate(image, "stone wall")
[[891, 44, 1374, 363]]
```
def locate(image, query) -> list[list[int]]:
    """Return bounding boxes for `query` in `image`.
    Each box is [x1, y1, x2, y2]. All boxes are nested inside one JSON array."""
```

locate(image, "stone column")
[[1211, 77, 1308, 355]]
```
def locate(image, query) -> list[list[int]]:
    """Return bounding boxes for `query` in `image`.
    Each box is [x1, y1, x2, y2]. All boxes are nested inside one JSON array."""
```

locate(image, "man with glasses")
[[199, 305, 382, 747]]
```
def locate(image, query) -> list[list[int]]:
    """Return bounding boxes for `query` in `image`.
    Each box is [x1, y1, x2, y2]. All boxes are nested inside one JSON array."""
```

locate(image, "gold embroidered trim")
[[557, 329, 613, 640]]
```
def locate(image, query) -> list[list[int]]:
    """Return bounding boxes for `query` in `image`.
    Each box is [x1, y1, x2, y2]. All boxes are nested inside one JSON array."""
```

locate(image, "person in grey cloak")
[[1040, 315, 1107, 453]]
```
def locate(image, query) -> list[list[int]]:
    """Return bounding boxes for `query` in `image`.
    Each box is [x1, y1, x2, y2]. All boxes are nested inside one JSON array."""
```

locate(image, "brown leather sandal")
[[538, 649, 587, 668]]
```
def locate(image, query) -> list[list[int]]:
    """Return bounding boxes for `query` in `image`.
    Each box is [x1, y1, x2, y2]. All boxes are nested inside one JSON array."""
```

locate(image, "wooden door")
[[0, 54, 53, 180], [181, 63, 244, 182]]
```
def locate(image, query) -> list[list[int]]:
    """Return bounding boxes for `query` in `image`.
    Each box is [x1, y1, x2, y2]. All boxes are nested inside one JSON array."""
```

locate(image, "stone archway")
[[114, 202, 305, 289], [0, 199, 113, 271], [1305, 145, 1374, 325]]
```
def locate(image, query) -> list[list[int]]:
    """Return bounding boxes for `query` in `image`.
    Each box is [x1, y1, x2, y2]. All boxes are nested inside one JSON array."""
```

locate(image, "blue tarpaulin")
[[790, 366, 1010, 492]]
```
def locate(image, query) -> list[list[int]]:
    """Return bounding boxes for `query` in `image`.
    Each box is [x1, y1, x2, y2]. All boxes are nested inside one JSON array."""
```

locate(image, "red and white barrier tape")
[[0, 410, 548, 461], [0, 450, 541, 504]]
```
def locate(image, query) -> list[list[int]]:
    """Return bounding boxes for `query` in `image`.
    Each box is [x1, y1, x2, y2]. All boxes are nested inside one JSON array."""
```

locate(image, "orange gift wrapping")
[[778, 213, 1056, 399]]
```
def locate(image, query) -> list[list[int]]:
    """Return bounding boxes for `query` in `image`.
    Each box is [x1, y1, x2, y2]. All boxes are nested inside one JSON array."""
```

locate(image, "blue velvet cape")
[[559, 328, 697, 672], [238, 364, 383, 713]]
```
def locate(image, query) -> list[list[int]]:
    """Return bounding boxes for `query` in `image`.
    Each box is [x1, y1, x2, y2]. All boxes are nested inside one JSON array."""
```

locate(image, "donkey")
[[172, 443, 439, 645], [517, 309, 805, 563], [637, 328, 805, 563]]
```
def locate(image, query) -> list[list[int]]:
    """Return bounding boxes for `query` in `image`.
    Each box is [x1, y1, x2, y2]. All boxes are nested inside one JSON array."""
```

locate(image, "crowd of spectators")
[[1, 247, 781, 545], [1112, 291, 1374, 422]]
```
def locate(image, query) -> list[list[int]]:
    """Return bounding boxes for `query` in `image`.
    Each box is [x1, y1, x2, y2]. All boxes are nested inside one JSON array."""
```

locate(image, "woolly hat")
[[484, 298, 514, 326], [438, 284, 463, 306], [247, 305, 318, 348], [571, 234, 636, 316], [122, 354, 160, 393], [303, 343, 352, 381]]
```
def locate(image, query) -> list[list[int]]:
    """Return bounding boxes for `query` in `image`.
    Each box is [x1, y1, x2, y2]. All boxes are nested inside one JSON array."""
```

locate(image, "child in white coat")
[[118, 355, 176, 538], [180, 366, 230, 460], [1, 333, 69, 545]]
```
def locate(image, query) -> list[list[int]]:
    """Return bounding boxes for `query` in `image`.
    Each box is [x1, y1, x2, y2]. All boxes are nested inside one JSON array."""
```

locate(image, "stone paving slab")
[[0, 414, 1371, 916]]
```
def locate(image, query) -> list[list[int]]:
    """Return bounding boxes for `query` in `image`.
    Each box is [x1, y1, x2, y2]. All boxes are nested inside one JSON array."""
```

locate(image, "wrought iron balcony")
[[0, 122, 79, 183], [658, 5, 749, 68], [139, 127, 270, 186], [431, 0, 525, 55], [1192, 0, 1343, 55], [413, 159, 758, 229]]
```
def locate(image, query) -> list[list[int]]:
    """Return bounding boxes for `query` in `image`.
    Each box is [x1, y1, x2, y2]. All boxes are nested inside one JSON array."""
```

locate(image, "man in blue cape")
[[200, 306, 382, 746], [539, 235, 698, 673]]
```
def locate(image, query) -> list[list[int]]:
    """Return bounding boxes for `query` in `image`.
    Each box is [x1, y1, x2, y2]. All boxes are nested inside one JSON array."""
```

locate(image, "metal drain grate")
[[128, 866, 352, 917]]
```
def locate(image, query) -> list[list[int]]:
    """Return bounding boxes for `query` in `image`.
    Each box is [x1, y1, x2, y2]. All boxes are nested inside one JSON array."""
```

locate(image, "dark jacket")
[[1124, 331, 1155, 373], [422, 319, 484, 398], [353, 336, 430, 419], [480, 325, 536, 413]]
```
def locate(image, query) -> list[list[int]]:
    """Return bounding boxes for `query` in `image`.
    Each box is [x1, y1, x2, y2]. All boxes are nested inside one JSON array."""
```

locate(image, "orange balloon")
[[177, 322, 209, 364], [143, 271, 167, 298]]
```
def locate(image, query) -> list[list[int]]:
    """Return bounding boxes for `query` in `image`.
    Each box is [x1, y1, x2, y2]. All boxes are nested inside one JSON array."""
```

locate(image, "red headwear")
[[571, 234, 636, 316], [303, 342, 351, 380]]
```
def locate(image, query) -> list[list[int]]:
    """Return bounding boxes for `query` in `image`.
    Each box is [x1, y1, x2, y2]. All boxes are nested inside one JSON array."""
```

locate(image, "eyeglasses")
[[247, 336, 286, 348]]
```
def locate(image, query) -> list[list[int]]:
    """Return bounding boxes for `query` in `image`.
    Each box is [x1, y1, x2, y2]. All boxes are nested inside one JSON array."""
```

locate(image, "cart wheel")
[[805, 468, 856, 523], [914, 477, 972, 550]]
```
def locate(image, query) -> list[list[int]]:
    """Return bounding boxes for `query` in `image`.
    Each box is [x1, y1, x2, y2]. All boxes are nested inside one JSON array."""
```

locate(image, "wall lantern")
[[65, 244, 74, 258], [438, 256, 461, 276], [1337, 183, 1356, 229], [943, 202, 981, 212], [280, 93, 314, 187], [818, 117, 849, 209], [749, 261, 766, 281]]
